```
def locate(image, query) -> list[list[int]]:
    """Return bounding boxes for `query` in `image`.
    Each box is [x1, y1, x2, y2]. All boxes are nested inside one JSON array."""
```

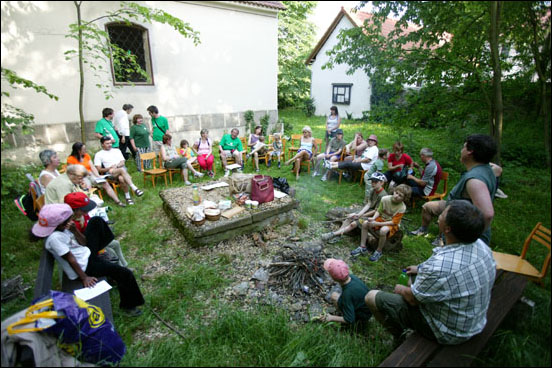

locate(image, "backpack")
[[14, 176, 42, 221]]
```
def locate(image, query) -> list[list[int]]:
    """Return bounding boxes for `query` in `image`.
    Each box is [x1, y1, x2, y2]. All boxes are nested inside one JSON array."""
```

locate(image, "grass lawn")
[[1, 108, 550, 366]]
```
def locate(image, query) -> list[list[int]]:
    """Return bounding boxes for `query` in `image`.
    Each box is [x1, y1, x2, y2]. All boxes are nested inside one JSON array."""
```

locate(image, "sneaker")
[[495, 188, 508, 199], [194, 172, 204, 178], [278, 162, 281, 169], [121, 307, 142, 317], [224, 170, 230, 177], [369, 250, 383, 262], [350, 246, 369, 257], [126, 198, 135, 205], [324, 160, 332, 169], [208, 171, 215, 177], [409, 227, 428, 236], [312, 171, 319, 177], [184, 180, 192, 186], [431, 236, 444, 247], [321, 174, 327, 182], [321, 232, 336, 241]]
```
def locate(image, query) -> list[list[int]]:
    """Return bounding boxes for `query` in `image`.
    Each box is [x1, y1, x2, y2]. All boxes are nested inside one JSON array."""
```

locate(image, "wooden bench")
[[379, 270, 527, 367], [34, 247, 114, 322]]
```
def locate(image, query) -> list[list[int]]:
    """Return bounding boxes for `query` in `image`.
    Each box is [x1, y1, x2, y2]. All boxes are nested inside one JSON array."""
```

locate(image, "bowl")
[[192, 217, 206, 226], [204, 208, 221, 221]]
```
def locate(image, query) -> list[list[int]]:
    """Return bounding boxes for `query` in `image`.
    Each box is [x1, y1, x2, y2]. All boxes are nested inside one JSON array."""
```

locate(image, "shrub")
[[303, 97, 315, 117], [244, 110, 255, 134]]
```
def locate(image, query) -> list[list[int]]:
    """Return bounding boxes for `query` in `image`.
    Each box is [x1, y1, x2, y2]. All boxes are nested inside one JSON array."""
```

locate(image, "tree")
[[65, 1, 200, 143], [1, 68, 59, 149], [277, 1, 317, 109], [325, 1, 542, 163]]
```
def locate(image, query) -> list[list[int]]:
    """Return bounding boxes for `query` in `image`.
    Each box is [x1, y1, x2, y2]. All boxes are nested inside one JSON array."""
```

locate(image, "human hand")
[[406, 265, 418, 275], [394, 284, 407, 294], [82, 276, 98, 288]]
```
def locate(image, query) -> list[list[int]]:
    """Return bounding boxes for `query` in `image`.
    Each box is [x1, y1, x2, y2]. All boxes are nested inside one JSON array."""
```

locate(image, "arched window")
[[106, 22, 153, 85]]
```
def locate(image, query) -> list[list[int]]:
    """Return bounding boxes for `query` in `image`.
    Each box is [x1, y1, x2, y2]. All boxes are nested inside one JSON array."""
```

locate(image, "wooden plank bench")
[[34, 247, 114, 322], [379, 270, 528, 367]]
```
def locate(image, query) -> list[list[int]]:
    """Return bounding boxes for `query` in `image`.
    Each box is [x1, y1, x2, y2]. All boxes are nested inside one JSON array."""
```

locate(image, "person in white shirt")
[[113, 104, 134, 160], [325, 134, 379, 175], [94, 136, 144, 206]]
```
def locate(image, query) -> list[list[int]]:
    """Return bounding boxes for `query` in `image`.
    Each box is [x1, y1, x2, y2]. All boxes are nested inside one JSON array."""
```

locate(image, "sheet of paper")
[[273, 190, 288, 199], [201, 182, 230, 191], [74, 280, 112, 301], [226, 163, 242, 170]]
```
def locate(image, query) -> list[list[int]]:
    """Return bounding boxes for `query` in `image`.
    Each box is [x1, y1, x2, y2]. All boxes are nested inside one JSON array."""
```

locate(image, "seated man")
[[321, 172, 388, 242], [312, 128, 345, 180], [44, 164, 89, 205], [406, 148, 439, 198], [365, 200, 496, 345], [94, 136, 144, 206], [219, 128, 244, 177]]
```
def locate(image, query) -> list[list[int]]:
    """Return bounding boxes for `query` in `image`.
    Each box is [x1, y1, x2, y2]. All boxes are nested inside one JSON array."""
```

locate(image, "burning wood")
[[268, 245, 326, 295]]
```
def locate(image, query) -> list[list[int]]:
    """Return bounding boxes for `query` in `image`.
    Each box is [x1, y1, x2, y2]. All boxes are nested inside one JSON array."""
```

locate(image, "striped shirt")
[[411, 239, 496, 345]]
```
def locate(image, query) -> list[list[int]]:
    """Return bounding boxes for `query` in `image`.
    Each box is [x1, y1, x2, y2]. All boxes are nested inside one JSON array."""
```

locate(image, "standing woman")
[[285, 126, 317, 180], [193, 128, 215, 177], [129, 114, 152, 172], [38, 150, 61, 193], [325, 106, 341, 150]]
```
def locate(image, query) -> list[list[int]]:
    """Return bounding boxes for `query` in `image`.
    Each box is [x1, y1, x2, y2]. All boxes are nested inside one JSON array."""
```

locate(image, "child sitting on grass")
[[268, 133, 283, 169], [351, 184, 412, 262]]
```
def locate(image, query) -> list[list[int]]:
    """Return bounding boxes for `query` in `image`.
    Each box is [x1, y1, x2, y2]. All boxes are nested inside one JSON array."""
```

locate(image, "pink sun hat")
[[31, 204, 73, 238], [323, 258, 349, 281]]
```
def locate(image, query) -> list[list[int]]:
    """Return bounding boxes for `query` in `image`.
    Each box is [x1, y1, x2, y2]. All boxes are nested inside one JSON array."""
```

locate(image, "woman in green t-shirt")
[[130, 114, 152, 172]]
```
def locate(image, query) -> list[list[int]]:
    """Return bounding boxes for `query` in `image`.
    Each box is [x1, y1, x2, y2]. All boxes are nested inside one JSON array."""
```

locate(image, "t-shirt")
[[364, 186, 388, 210], [179, 147, 195, 159], [113, 109, 130, 136], [421, 159, 438, 196], [337, 274, 372, 324], [94, 149, 125, 169], [377, 195, 406, 224], [388, 153, 413, 173], [45, 230, 91, 280], [94, 118, 119, 148], [67, 154, 93, 172], [130, 124, 151, 149], [328, 137, 346, 153], [361, 146, 379, 171], [151, 115, 169, 142], [220, 134, 243, 151], [365, 158, 385, 179]]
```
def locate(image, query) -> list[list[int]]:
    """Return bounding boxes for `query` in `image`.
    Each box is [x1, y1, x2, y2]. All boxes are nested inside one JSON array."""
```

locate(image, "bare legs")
[[285, 151, 311, 180]]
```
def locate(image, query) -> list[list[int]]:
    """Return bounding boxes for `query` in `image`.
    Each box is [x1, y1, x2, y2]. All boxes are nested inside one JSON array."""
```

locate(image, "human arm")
[[466, 179, 494, 229], [94, 132, 104, 140], [323, 314, 347, 323], [394, 284, 419, 306], [160, 144, 168, 162], [61, 251, 97, 287], [67, 220, 87, 246], [39, 174, 54, 189]]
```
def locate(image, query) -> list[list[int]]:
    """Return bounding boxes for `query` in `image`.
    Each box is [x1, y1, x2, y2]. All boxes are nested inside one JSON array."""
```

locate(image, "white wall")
[[1, 1, 278, 125], [310, 15, 371, 119]]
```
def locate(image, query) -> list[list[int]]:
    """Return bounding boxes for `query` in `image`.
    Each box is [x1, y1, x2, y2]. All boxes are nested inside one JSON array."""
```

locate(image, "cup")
[[245, 200, 252, 209], [251, 200, 259, 209]]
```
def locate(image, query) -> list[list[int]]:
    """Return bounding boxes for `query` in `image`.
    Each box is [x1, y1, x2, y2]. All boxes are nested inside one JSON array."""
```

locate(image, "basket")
[[204, 208, 221, 221]]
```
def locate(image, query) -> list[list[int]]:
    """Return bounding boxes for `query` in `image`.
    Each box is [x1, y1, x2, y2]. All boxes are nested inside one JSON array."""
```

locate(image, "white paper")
[[226, 163, 241, 170], [74, 280, 112, 301], [94, 174, 110, 184], [201, 182, 229, 191], [273, 190, 288, 198]]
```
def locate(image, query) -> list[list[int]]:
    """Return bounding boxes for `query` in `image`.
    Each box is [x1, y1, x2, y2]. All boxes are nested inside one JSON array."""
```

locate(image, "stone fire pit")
[[160, 181, 299, 247]]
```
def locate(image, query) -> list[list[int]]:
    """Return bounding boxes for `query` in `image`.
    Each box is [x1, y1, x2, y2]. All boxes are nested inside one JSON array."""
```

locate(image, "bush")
[[260, 113, 270, 136], [244, 110, 255, 134], [303, 97, 315, 117], [1, 163, 41, 202]]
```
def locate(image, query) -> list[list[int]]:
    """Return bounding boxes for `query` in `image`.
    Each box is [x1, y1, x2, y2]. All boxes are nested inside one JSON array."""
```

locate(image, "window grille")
[[332, 84, 352, 105]]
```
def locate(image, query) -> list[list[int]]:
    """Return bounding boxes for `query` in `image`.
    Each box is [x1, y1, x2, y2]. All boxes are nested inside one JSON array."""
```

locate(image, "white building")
[[1, 1, 284, 164]]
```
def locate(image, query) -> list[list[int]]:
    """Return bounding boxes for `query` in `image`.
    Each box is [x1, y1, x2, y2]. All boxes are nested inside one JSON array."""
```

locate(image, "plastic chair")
[[140, 151, 167, 188], [492, 223, 551, 286]]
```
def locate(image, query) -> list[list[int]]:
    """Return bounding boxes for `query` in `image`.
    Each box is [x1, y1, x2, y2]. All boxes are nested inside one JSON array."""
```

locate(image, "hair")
[[302, 126, 312, 136], [70, 142, 85, 160], [147, 105, 159, 115], [330, 106, 339, 115], [259, 135, 265, 141], [445, 200, 485, 243], [420, 148, 433, 157], [180, 139, 189, 148], [39, 149, 57, 167], [162, 133, 172, 144], [392, 141, 404, 154], [132, 114, 143, 125], [231, 128, 239, 135], [464, 134, 497, 164], [254, 125, 263, 134], [200, 128, 209, 135], [394, 184, 412, 202], [102, 108, 114, 118], [356, 132, 364, 139], [273, 133, 281, 140], [378, 148, 388, 159], [66, 164, 88, 177], [122, 104, 134, 111], [100, 136, 112, 144]]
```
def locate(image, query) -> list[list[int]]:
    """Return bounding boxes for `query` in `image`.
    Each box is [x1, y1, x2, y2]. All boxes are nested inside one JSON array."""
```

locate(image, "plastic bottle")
[[192, 184, 201, 205], [398, 269, 409, 286]]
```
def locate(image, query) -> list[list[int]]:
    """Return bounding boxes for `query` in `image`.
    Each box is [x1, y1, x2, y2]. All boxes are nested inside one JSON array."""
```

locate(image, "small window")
[[106, 23, 153, 85], [332, 84, 352, 105]]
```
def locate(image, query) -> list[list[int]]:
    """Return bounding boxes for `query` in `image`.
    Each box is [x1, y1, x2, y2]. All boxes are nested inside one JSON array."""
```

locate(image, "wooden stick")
[[149, 307, 187, 340]]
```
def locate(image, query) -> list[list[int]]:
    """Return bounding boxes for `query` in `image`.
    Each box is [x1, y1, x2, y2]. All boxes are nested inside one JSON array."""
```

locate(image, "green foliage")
[[277, 1, 317, 108], [244, 110, 255, 134], [259, 113, 270, 136], [0, 163, 41, 199], [303, 97, 316, 117]]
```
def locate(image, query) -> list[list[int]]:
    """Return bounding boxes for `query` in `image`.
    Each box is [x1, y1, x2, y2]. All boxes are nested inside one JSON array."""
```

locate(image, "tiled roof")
[[305, 7, 421, 64], [233, 1, 286, 11]]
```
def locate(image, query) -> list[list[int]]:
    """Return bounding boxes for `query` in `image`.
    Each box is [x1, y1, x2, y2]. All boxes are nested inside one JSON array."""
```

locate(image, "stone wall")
[[1, 109, 279, 166]]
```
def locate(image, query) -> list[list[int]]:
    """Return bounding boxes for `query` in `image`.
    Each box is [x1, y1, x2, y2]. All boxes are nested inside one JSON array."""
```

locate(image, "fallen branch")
[[149, 307, 187, 340]]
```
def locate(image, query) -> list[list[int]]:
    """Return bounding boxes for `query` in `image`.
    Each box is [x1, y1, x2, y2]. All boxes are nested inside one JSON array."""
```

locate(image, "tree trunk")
[[489, 1, 503, 164], [75, 1, 86, 144]]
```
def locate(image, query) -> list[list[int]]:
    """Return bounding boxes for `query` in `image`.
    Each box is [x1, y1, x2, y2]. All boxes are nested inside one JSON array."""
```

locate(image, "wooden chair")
[[336, 150, 363, 185], [140, 151, 167, 188], [261, 135, 286, 167], [298, 138, 322, 175], [412, 168, 448, 208], [219, 139, 246, 171], [492, 223, 551, 286], [29, 181, 44, 213], [286, 134, 303, 160], [157, 152, 180, 185]]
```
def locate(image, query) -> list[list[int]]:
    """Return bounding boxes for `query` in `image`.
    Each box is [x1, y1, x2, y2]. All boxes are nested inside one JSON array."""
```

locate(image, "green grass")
[[1, 108, 550, 366]]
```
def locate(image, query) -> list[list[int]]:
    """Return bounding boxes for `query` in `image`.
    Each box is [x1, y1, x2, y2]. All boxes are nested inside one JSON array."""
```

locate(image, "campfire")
[[267, 245, 327, 295]]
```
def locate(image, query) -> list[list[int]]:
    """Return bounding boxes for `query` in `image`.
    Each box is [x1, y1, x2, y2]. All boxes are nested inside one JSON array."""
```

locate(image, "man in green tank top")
[[409, 134, 497, 245]]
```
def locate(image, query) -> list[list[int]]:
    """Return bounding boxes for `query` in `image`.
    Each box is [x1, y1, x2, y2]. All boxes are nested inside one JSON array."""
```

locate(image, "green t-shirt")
[[95, 118, 119, 148], [220, 134, 243, 151], [328, 137, 346, 153], [338, 275, 372, 324], [151, 115, 169, 142], [130, 124, 151, 149]]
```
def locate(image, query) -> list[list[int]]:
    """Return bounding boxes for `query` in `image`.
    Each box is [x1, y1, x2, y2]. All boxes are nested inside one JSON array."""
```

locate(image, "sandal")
[[116, 201, 127, 208], [126, 198, 135, 205], [134, 189, 144, 197]]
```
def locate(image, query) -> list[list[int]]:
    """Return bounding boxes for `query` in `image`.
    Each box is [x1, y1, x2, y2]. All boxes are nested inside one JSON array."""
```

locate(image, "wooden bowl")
[[192, 217, 206, 226], [204, 208, 221, 221]]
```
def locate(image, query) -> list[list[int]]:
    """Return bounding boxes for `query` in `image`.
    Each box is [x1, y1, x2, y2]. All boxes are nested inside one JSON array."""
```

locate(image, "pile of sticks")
[[268, 245, 326, 295]]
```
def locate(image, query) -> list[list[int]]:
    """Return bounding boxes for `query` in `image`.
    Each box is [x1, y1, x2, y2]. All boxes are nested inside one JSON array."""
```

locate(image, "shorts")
[[223, 149, 236, 158], [375, 291, 436, 340], [360, 217, 400, 238], [422, 200, 447, 219], [297, 148, 312, 159]]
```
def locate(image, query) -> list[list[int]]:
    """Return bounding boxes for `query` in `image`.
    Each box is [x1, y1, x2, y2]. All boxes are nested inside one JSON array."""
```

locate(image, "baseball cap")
[[31, 204, 73, 238], [335, 128, 344, 135], [64, 192, 97, 212], [323, 258, 349, 281], [369, 172, 387, 182], [367, 134, 378, 143]]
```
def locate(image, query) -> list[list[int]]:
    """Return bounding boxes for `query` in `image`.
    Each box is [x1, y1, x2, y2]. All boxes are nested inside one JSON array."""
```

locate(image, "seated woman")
[[31, 204, 144, 316], [67, 142, 123, 206], [248, 136, 269, 172], [246, 125, 265, 171], [284, 126, 318, 180], [193, 128, 215, 177], [384, 141, 414, 186], [160, 133, 203, 186], [343, 132, 368, 162], [38, 149, 61, 193]]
